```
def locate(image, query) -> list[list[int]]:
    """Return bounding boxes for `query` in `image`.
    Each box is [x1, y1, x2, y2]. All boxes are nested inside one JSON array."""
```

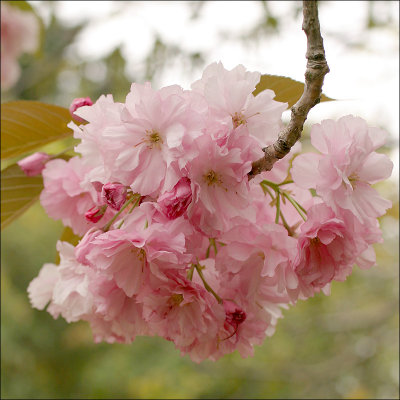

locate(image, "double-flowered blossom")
[[27, 62, 393, 362]]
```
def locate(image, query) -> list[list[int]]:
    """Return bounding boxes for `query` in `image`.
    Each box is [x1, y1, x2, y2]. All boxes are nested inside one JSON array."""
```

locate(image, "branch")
[[248, 0, 329, 179]]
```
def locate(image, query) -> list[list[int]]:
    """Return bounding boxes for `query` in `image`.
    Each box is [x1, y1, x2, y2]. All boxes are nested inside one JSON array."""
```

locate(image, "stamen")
[[203, 170, 222, 186], [232, 112, 247, 128]]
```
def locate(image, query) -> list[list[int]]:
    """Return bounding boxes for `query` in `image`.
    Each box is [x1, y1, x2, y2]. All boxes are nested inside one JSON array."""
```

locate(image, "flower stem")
[[194, 264, 222, 304], [275, 192, 281, 224], [102, 195, 138, 232], [281, 192, 307, 221]]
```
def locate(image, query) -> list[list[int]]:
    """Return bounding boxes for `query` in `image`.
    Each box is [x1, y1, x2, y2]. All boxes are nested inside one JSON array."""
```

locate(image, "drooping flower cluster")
[[26, 62, 392, 362], [1, 2, 39, 90]]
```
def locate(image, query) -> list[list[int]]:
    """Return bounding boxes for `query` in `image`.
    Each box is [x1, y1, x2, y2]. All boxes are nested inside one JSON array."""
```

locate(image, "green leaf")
[[253, 74, 334, 108], [1, 101, 73, 160], [5, 0, 34, 12], [55, 227, 82, 264], [1, 163, 43, 230]]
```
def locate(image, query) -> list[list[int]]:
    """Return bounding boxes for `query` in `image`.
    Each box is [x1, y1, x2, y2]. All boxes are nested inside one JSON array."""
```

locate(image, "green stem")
[[282, 192, 307, 221], [102, 195, 137, 232], [279, 211, 295, 236], [210, 238, 217, 256], [275, 192, 281, 224], [277, 180, 294, 186], [260, 179, 279, 190], [194, 264, 222, 304], [187, 265, 194, 281]]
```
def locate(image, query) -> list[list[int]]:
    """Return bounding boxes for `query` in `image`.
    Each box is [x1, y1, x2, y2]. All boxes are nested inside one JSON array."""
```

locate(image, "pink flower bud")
[[17, 152, 50, 176], [101, 183, 127, 211], [223, 300, 246, 327], [69, 97, 93, 122], [85, 205, 107, 223], [158, 177, 192, 219]]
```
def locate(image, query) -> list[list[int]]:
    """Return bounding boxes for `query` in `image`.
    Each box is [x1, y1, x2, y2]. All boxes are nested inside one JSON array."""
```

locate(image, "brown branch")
[[248, 0, 329, 179]]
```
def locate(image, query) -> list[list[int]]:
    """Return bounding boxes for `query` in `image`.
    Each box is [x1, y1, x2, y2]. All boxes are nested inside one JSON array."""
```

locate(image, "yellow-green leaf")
[[1, 163, 43, 230], [5, 0, 34, 12], [55, 226, 82, 263], [253, 74, 334, 109], [1, 101, 73, 160]]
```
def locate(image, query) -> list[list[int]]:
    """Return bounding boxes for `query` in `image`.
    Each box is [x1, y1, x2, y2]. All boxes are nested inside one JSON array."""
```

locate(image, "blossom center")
[[145, 130, 163, 149], [203, 170, 222, 186], [232, 112, 247, 128], [348, 173, 359, 189], [310, 237, 320, 246], [169, 293, 184, 306]]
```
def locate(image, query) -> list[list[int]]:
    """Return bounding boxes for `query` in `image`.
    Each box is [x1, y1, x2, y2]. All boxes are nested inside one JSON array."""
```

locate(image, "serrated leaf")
[[1, 163, 43, 230], [1, 101, 73, 160], [253, 74, 334, 108], [55, 227, 82, 264]]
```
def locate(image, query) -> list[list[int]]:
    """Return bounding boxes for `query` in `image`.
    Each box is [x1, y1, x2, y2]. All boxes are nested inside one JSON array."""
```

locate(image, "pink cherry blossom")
[[138, 272, 225, 362], [191, 62, 287, 145], [17, 152, 50, 176], [292, 203, 368, 299], [29, 241, 95, 323], [186, 133, 255, 236], [291, 115, 393, 222], [40, 157, 115, 235], [26, 64, 394, 363]]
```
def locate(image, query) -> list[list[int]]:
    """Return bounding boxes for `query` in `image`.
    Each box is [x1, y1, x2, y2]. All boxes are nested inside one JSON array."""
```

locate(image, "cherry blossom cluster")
[[25, 62, 393, 362]]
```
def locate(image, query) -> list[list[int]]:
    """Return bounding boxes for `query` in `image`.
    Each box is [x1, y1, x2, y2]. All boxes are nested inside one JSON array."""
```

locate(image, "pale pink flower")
[[81, 203, 193, 297], [157, 177, 192, 219], [293, 203, 367, 298], [40, 157, 114, 235], [69, 97, 93, 122], [138, 272, 225, 362], [186, 133, 255, 236], [17, 152, 50, 176], [29, 241, 95, 323], [28, 263, 60, 310], [1, 2, 39, 90], [102, 82, 203, 196], [88, 277, 150, 344], [69, 95, 126, 184], [292, 116, 393, 222], [191, 62, 287, 145]]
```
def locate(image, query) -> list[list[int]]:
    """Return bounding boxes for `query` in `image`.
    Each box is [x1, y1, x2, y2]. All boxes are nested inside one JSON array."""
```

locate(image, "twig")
[[249, 0, 329, 179]]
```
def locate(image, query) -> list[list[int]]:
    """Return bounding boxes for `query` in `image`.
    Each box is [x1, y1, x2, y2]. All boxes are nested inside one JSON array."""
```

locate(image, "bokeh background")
[[1, 1, 399, 398]]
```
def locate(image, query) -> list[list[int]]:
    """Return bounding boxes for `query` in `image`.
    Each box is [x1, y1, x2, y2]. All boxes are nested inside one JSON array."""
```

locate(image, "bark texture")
[[248, 0, 330, 179]]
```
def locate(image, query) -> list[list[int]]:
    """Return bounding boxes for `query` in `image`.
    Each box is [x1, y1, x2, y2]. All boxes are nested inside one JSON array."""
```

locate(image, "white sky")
[[30, 1, 399, 180]]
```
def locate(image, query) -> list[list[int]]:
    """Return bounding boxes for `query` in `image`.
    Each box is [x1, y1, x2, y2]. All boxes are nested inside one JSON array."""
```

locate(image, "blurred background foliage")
[[1, 1, 399, 399]]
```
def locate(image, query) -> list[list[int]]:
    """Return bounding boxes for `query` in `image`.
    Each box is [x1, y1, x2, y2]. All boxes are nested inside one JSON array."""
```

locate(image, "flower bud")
[[85, 205, 107, 223], [158, 177, 192, 219], [17, 152, 50, 176], [101, 183, 127, 211], [223, 300, 246, 327], [69, 97, 93, 122]]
